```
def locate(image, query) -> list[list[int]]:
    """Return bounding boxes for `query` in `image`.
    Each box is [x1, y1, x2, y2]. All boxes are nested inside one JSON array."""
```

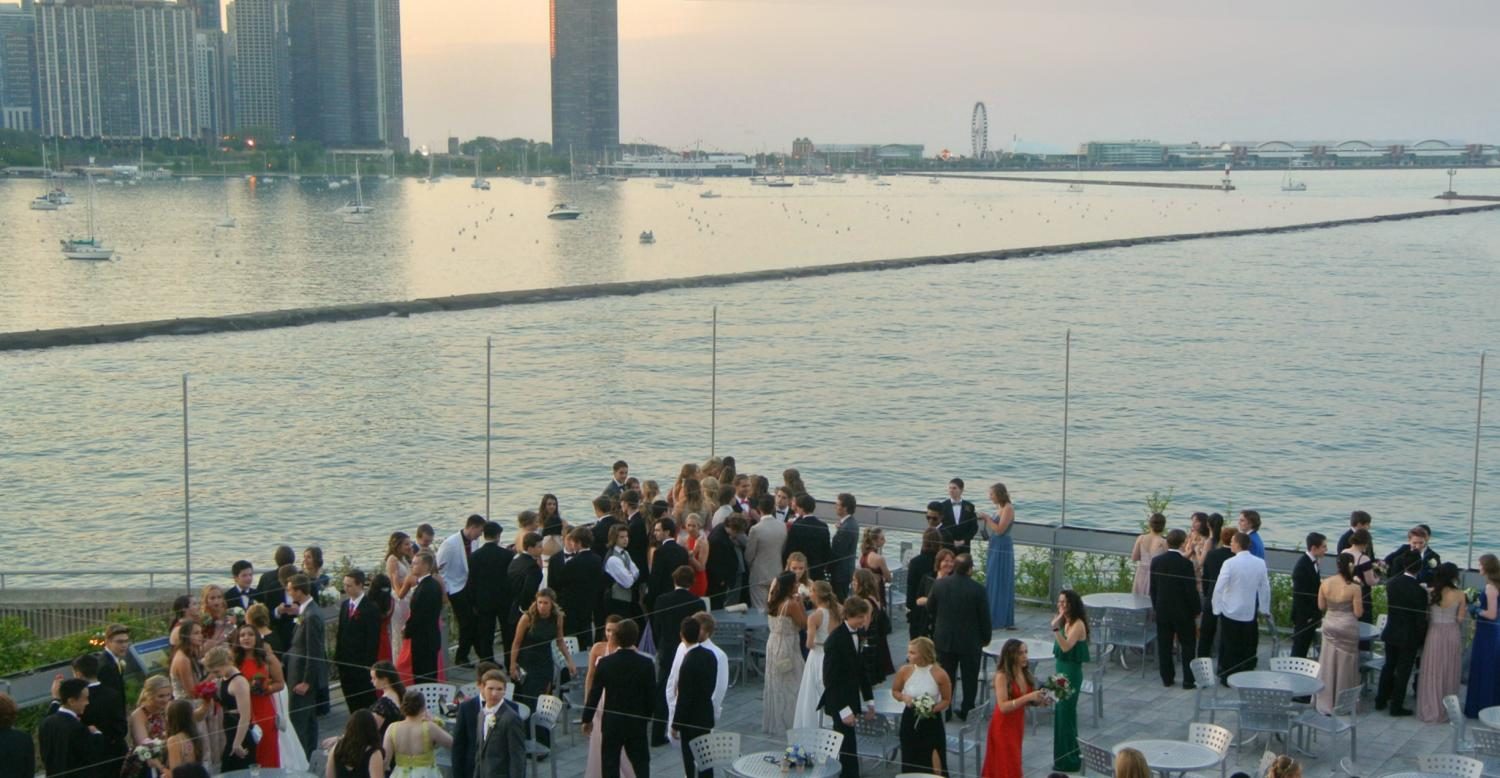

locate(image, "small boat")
[[767, 179, 794, 188], [612, 176, 628, 182], [699, 190, 721, 199], [335, 160, 374, 217], [1281, 170, 1307, 192], [472, 156, 490, 189], [873, 180, 891, 187], [547, 203, 582, 220], [182, 176, 203, 182], [639, 230, 655, 244], [749, 177, 768, 186], [827, 175, 847, 184], [534, 179, 546, 187], [928, 177, 941, 184], [1067, 183, 1085, 193], [684, 176, 704, 185], [798, 176, 816, 186], [60, 175, 113, 260], [31, 196, 59, 211], [653, 180, 675, 189]]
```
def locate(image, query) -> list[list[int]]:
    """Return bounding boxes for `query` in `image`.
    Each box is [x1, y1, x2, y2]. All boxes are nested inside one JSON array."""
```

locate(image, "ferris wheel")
[[971, 102, 989, 160]]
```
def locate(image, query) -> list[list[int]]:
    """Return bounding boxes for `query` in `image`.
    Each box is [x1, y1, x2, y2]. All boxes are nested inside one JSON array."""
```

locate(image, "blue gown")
[[985, 529, 1016, 628], [1464, 591, 1500, 717]]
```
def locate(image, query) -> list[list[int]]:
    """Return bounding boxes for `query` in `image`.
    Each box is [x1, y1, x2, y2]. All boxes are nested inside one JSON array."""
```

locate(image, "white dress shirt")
[[665, 638, 729, 734], [1211, 550, 1272, 622], [436, 531, 471, 594], [604, 549, 640, 588]]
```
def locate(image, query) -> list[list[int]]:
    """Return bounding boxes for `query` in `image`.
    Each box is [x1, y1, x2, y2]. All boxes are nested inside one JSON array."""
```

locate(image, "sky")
[[398, 0, 1500, 156]]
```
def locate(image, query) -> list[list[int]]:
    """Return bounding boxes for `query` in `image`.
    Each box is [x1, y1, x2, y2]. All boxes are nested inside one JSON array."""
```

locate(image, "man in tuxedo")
[[257, 545, 298, 653], [1150, 530, 1200, 688], [927, 554, 990, 719], [1291, 533, 1327, 659], [470, 521, 515, 665], [648, 518, 691, 612], [40, 678, 97, 778], [550, 527, 606, 645], [938, 478, 978, 555], [821, 596, 875, 778], [582, 619, 656, 778], [669, 618, 720, 778], [603, 460, 630, 498], [284, 573, 327, 758], [729, 475, 755, 517], [652, 566, 706, 746], [589, 496, 623, 556], [226, 560, 259, 612], [72, 654, 126, 778], [505, 533, 544, 649], [1384, 525, 1441, 586], [334, 570, 382, 712], [829, 493, 860, 599], [783, 494, 831, 580], [436, 514, 485, 668], [771, 487, 795, 523], [1211, 532, 1272, 684], [1336, 511, 1372, 556], [95, 624, 131, 722], [705, 514, 747, 610], [473, 669, 527, 778], [1377, 552, 1429, 716], [745, 495, 788, 609], [1196, 528, 1236, 661], [623, 491, 651, 579], [406, 552, 444, 684], [449, 660, 498, 778]]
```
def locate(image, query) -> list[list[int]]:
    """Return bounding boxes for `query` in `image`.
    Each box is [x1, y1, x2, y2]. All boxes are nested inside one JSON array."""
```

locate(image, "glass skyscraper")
[[549, 0, 617, 158]]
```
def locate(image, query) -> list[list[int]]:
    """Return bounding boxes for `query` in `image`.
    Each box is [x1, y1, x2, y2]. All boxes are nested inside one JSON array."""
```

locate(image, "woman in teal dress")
[[1051, 589, 1090, 773], [980, 482, 1017, 629]]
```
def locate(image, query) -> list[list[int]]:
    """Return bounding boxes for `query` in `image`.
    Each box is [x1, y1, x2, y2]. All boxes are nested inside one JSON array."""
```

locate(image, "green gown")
[[1053, 629, 1090, 772]]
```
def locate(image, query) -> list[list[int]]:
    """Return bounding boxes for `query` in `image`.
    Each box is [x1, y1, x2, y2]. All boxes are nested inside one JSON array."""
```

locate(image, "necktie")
[[116, 656, 125, 674], [348, 601, 356, 617]]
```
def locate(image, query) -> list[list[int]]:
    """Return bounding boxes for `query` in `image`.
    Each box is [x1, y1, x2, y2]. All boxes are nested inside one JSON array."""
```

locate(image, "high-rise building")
[[191, 0, 218, 31], [193, 29, 228, 138], [226, 0, 290, 141], [549, 0, 617, 158], [32, 0, 197, 139], [288, 0, 402, 149], [0, 2, 38, 131]]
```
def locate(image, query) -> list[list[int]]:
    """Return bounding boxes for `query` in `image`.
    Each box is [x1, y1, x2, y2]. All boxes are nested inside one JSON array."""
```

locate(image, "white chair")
[[1187, 722, 1234, 778], [409, 682, 456, 714], [524, 695, 564, 778], [854, 713, 898, 764], [1445, 694, 1477, 754], [1235, 688, 1296, 752], [1419, 754, 1485, 778], [1293, 684, 1360, 764], [688, 731, 742, 773], [946, 699, 993, 777], [549, 636, 580, 687], [1078, 739, 1115, 777], [1268, 656, 1320, 678], [1080, 644, 1114, 726], [785, 727, 844, 766], [1191, 657, 1240, 725], [1469, 728, 1500, 778], [457, 682, 479, 701]]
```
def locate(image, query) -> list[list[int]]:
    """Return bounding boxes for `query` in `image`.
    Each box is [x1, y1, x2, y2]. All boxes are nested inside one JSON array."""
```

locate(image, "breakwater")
[[3, 202, 1496, 352], [917, 172, 1233, 190]]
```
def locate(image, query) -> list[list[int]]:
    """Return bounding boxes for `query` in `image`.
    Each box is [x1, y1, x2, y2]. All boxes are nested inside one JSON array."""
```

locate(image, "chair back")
[[410, 683, 456, 713], [1443, 694, 1470, 751], [1268, 656, 1320, 678], [1418, 754, 1484, 778], [1471, 727, 1500, 757], [1238, 687, 1294, 731], [716, 621, 747, 658], [689, 732, 742, 772], [457, 683, 478, 702], [1190, 657, 1216, 687], [531, 694, 564, 731], [854, 714, 891, 739], [1256, 750, 1277, 778], [551, 637, 580, 672], [1091, 608, 1115, 645], [1078, 739, 1114, 777], [1329, 684, 1362, 717], [785, 727, 844, 763], [1188, 722, 1233, 758]]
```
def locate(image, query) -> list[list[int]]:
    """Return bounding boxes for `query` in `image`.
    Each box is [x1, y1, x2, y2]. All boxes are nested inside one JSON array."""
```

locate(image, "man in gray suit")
[[744, 495, 788, 609], [474, 670, 526, 778], [284, 573, 327, 759], [830, 493, 861, 600]]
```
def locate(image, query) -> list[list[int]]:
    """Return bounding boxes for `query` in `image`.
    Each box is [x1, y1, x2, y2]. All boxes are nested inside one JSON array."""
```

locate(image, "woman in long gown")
[[510, 588, 574, 749], [124, 676, 173, 778], [384, 532, 415, 669], [1315, 553, 1364, 714], [854, 570, 894, 682], [1130, 515, 1168, 596], [981, 639, 1046, 778], [1181, 513, 1213, 576], [762, 572, 806, 735], [859, 528, 893, 609], [1418, 563, 1466, 722], [232, 625, 283, 767], [981, 483, 1017, 630], [792, 582, 838, 729], [893, 637, 953, 776], [168, 620, 219, 769], [584, 617, 635, 778], [1464, 554, 1500, 717], [684, 515, 710, 597], [382, 691, 451, 778], [369, 574, 395, 664], [1344, 528, 1378, 649], [247, 605, 309, 772], [1051, 590, 1090, 773]]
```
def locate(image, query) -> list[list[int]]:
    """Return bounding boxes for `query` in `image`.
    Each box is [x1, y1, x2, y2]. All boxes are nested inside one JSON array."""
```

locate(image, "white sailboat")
[[337, 159, 374, 221], [30, 144, 59, 210], [60, 174, 113, 260], [1281, 169, 1307, 192], [472, 155, 490, 190]]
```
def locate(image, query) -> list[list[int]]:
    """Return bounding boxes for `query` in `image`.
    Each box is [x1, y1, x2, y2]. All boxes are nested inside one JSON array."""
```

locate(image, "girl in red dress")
[[232, 624, 283, 767], [684, 514, 710, 596], [982, 639, 1048, 778]]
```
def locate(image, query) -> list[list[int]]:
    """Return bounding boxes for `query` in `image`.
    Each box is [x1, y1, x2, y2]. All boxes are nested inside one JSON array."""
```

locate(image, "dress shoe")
[[1183, 681, 1197, 690], [1374, 699, 1388, 711], [1163, 680, 1175, 688], [1390, 707, 1414, 717]]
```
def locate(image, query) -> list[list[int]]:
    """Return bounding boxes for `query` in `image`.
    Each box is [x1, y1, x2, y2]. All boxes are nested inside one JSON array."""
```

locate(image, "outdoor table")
[[222, 770, 318, 778], [1081, 592, 1153, 611], [982, 637, 1054, 662], [732, 751, 841, 778], [1111, 739, 1220, 778], [1378, 773, 1443, 778], [1227, 670, 1324, 696], [715, 608, 769, 631], [1479, 706, 1500, 729]]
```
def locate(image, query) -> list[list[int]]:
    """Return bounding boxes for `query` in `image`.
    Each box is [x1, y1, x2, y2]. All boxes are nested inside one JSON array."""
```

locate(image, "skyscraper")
[[288, 0, 402, 149], [549, 0, 617, 158], [194, 29, 228, 138], [192, 0, 219, 32], [0, 2, 38, 131], [227, 0, 290, 140]]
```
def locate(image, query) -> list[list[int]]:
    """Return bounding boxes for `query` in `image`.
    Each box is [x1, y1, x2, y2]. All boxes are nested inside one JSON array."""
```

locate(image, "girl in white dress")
[[792, 582, 839, 729], [762, 572, 807, 734], [384, 532, 415, 655]]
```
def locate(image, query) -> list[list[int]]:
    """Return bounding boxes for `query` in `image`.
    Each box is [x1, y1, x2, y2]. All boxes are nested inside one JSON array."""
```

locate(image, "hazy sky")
[[400, 0, 1500, 155]]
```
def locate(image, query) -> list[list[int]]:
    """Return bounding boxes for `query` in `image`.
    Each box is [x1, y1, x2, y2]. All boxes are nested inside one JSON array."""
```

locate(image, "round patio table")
[[983, 637, 1054, 661], [222, 771, 318, 778], [1081, 592, 1153, 611], [1227, 670, 1324, 696], [714, 608, 769, 631], [732, 752, 841, 778], [1378, 773, 1443, 778], [1111, 739, 1220, 778], [1479, 706, 1500, 729]]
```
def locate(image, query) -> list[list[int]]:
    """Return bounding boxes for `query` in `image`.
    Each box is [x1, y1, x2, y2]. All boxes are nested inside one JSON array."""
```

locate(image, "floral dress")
[[121, 710, 167, 778]]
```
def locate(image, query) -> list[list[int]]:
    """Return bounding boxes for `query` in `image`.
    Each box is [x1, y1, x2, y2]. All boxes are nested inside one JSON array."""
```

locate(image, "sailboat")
[[1281, 169, 1307, 192], [290, 156, 302, 182], [216, 168, 236, 228], [60, 174, 113, 260], [336, 159, 374, 221], [30, 144, 59, 210], [472, 155, 490, 190]]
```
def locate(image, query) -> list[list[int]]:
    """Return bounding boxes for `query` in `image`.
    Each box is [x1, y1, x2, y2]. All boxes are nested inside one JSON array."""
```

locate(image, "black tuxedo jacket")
[[626, 513, 650, 577], [1200, 545, 1234, 609], [783, 515, 832, 580], [1383, 574, 1429, 649], [1384, 545, 1441, 585], [1291, 554, 1323, 625], [927, 574, 991, 653], [590, 515, 623, 556], [938, 499, 978, 548], [1150, 550, 1201, 623], [256, 570, 296, 649], [226, 584, 259, 612], [1335, 529, 1355, 556], [819, 623, 873, 718], [583, 649, 656, 733], [829, 516, 860, 592], [449, 695, 482, 778], [82, 683, 128, 769], [474, 701, 527, 778], [94, 651, 128, 720], [652, 588, 707, 664], [648, 540, 691, 609], [704, 525, 739, 597], [39, 710, 94, 778], [335, 596, 383, 671], [549, 550, 606, 630], [505, 555, 542, 616], [406, 576, 444, 644], [470, 543, 515, 616], [673, 645, 718, 731]]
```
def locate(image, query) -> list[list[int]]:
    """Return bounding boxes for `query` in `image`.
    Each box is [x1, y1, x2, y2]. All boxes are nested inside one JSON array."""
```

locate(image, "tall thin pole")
[[182, 374, 192, 592], [1468, 351, 1486, 570], [711, 306, 718, 457], [486, 337, 492, 520], [1061, 330, 1071, 528]]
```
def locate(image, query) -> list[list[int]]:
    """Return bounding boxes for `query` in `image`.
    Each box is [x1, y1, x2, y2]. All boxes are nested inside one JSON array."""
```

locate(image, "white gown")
[[792, 607, 832, 729], [273, 688, 310, 772], [388, 557, 411, 654]]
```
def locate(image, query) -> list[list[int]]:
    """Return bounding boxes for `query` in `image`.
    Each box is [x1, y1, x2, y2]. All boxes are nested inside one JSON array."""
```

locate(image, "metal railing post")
[[182, 374, 192, 593], [1468, 351, 1486, 570], [486, 337, 492, 520], [1051, 330, 1071, 600], [711, 305, 718, 457]]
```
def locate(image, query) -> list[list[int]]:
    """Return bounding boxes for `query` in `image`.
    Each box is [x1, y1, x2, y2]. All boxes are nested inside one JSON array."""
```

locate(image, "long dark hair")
[[1207, 514, 1225, 546], [768, 571, 798, 615], [367, 573, 394, 616], [165, 699, 203, 763], [998, 638, 1036, 692], [1059, 589, 1089, 635], [231, 624, 270, 668], [1431, 562, 1461, 606], [1336, 552, 1356, 583], [1191, 512, 1210, 538], [371, 660, 405, 701], [334, 709, 382, 769]]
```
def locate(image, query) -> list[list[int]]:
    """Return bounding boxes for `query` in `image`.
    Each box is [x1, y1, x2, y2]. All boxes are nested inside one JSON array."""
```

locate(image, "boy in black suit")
[[1384, 525, 1441, 586], [449, 661, 502, 778], [470, 521, 515, 665], [73, 654, 127, 778], [648, 518, 691, 612], [95, 624, 131, 722], [821, 596, 875, 778], [670, 618, 719, 778], [938, 478, 978, 554], [226, 560, 259, 611], [1290, 533, 1327, 659], [928, 554, 990, 718], [783, 494, 831, 580], [583, 620, 656, 778], [1150, 530, 1201, 688], [652, 566, 706, 746], [1377, 552, 1429, 716], [550, 528, 606, 646], [406, 551, 444, 684], [474, 668, 527, 778], [335, 570, 383, 712], [40, 678, 96, 778]]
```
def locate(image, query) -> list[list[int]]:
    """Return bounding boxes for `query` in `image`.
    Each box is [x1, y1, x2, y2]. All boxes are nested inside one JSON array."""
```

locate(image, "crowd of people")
[[8, 459, 1500, 778]]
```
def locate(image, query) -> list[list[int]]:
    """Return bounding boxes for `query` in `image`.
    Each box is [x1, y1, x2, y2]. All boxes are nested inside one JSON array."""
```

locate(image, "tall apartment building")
[[190, 0, 216, 31], [288, 0, 402, 149], [193, 28, 226, 138], [226, 0, 290, 140], [32, 0, 196, 139], [549, 0, 617, 157], [0, 1, 38, 131]]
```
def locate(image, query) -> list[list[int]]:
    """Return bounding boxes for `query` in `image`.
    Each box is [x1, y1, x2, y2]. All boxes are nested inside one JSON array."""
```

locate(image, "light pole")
[[1446, 168, 1458, 196]]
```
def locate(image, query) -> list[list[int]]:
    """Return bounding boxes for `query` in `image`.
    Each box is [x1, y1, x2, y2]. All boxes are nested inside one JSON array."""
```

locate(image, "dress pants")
[[448, 587, 477, 665], [1377, 641, 1418, 711], [651, 658, 673, 744], [1290, 617, 1319, 659], [677, 723, 712, 778], [601, 722, 650, 778], [289, 687, 318, 758], [473, 608, 501, 664], [339, 666, 376, 712], [831, 716, 860, 778], [1156, 615, 1196, 685], [1216, 615, 1259, 684], [938, 648, 980, 715], [1196, 599, 1219, 661]]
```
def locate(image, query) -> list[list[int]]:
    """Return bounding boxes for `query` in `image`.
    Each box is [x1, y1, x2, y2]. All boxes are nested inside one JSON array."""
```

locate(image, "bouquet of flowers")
[[1467, 587, 1482, 618], [318, 588, 339, 607], [1039, 673, 1075, 703], [132, 739, 164, 762], [250, 673, 269, 696], [194, 679, 219, 701], [228, 606, 246, 624], [782, 744, 815, 769], [1372, 560, 1389, 579], [912, 693, 939, 720]]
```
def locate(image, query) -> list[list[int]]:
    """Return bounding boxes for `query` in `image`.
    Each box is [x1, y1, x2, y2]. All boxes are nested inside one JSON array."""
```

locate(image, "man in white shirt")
[[438, 514, 487, 667], [665, 611, 730, 736], [1210, 531, 1272, 685]]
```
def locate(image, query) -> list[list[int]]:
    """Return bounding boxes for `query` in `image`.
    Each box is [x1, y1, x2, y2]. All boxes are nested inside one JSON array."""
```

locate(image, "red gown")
[[687, 535, 708, 596], [238, 656, 280, 767], [981, 679, 1027, 778]]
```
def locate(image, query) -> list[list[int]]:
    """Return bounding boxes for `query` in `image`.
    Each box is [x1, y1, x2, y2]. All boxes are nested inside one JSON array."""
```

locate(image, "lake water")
[[2, 169, 1498, 581]]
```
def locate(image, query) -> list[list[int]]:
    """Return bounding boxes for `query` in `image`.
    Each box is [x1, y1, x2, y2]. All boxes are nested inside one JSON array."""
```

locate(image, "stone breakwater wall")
[[3, 203, 1498, 352]]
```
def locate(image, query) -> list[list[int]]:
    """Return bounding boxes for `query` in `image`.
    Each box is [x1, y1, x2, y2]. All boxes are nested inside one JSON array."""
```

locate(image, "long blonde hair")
[[136, 675, 173, 709], [810, 581, 841, 622], [1115, 748, 1151, 778]]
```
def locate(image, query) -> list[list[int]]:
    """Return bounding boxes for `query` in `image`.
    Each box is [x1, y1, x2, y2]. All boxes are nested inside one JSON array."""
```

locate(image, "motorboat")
[[873, 180, 892, 187], [699, 190, 721, 199], [653, 179, 675, 189], [547, 203, 582, 220], [30, 195, 59, 211], [928, 177, 942, 184], [639, 230, 655, 244]]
